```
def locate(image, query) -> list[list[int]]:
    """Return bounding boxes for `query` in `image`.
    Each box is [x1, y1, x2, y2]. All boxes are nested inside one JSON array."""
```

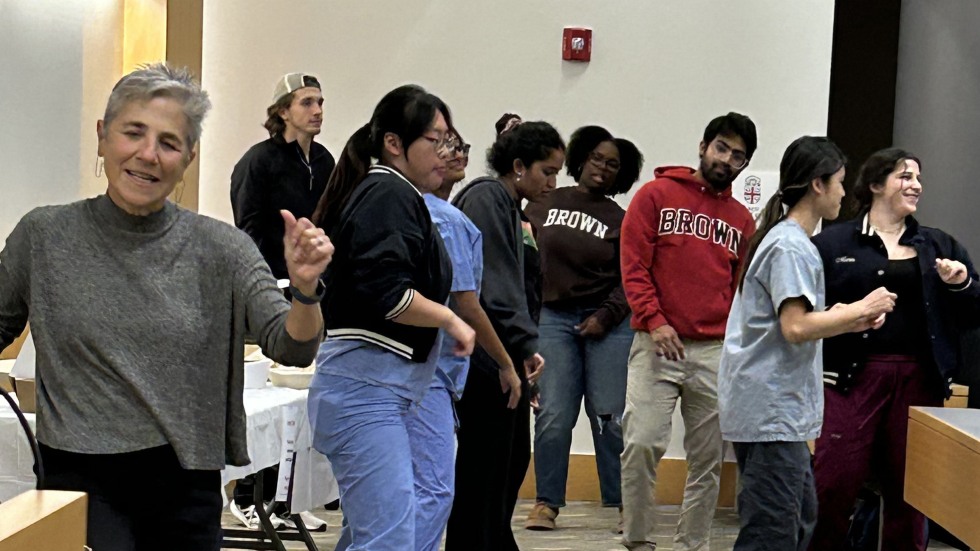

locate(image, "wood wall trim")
[[519, 454, 737, 508], [166, 0, 203, 212]]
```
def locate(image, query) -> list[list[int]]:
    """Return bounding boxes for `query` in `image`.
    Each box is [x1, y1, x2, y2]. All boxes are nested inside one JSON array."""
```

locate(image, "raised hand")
[[849, 287, 896, 333], [936, 258, 968, 285], [281, 210, 333, 293]]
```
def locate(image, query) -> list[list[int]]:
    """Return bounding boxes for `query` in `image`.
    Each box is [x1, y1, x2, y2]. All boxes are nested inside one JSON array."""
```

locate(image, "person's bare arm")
[[452, 291, 521, 408], [779, 287, 896, 344]]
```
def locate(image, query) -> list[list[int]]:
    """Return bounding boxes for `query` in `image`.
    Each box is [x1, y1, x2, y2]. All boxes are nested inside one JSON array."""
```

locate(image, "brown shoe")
[[524, 502, 558, 531]]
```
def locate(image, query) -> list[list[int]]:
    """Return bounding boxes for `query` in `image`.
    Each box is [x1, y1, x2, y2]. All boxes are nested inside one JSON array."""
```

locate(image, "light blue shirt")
[[718, 219, 825, 442], [315, 334, 443, 404], [424, 194, 483, 399]]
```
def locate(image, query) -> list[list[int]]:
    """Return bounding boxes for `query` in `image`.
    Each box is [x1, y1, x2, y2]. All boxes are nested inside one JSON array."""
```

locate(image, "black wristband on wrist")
[[289, 279, 325, 305]]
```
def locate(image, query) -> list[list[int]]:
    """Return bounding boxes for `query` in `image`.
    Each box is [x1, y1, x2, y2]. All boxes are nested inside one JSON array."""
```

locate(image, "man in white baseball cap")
[[231, 73, 335, 283]]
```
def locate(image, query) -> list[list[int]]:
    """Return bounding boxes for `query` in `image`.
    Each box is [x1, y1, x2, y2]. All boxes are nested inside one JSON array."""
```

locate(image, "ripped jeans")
[[533, 305, 632, 508]]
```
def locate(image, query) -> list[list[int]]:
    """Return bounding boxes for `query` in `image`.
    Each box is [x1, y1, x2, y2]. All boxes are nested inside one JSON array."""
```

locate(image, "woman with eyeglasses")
[[401, 129, 521, 551], [445, 121, 565, 551], [521, 126, 643, 531], [309, 84, 475, 550], [808, 149, 980, 551]]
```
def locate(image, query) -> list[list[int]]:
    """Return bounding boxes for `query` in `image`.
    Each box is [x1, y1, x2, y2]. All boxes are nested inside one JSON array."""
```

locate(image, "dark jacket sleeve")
[[0, 214, 33, 349], [456, 182, 538, 361], [346, 183, 427, 320], [941, 233, 980, 328], [594, 284, 630, 330], [230, 150, 271, 247], [594, 225, 631, 329]]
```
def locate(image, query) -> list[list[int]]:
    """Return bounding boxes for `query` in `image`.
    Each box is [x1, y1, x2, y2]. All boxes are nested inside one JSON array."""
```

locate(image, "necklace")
[[871, 223, 904, 235]]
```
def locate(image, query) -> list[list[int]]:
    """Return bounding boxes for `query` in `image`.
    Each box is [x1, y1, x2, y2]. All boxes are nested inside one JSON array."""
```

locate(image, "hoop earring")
[[95, 155, 104, 177], [172, 181, 185, 204]]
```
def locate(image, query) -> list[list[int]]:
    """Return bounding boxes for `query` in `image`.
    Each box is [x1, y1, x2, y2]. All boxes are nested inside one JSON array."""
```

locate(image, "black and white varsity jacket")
[[321, 165, 452, 362]]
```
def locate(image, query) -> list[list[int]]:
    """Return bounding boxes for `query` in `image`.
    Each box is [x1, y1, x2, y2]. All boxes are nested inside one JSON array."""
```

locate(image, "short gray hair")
[[103, 63, 212, 148]]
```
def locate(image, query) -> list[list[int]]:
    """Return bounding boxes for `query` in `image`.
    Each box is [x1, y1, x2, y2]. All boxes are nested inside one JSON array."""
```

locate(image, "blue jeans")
[[308, 373, 415, 551], [533, 305, 632, 508]]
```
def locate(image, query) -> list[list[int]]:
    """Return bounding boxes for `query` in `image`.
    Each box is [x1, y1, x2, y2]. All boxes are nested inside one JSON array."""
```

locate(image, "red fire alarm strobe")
[[562, 27, 592, 62]]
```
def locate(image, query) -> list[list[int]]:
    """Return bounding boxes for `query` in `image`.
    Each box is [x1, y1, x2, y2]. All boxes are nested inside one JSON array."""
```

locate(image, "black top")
[[812, 213, 980, 396], [321, 166, 452, 363], [867, 258, 929, 356], [453, 177, 539, 368], [525, 187, 630, 329], [230, 134, 336, 279]]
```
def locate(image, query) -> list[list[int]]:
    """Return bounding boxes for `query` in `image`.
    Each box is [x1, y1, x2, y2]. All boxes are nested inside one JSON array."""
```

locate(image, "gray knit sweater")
[[0, 195, 319, 470]]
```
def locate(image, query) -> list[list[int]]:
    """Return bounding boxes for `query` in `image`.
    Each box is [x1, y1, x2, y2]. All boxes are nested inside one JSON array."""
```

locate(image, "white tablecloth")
[[0, 385, 338, 512]]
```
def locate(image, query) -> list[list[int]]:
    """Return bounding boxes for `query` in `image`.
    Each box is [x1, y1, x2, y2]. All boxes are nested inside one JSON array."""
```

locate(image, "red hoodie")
[[621, 166, 755, 339]]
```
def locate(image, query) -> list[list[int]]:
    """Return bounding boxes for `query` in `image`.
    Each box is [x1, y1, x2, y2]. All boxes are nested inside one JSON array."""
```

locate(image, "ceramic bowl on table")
[[269, 366, 315, 390]]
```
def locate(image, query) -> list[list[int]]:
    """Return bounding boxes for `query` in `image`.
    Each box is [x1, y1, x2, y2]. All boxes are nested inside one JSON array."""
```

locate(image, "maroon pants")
[[809, 355, 942, 551]]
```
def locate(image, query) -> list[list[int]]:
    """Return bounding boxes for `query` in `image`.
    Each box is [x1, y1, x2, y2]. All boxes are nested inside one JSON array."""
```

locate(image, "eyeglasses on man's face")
[[445, 139, 470, 157], [711, 139, 749, 169]]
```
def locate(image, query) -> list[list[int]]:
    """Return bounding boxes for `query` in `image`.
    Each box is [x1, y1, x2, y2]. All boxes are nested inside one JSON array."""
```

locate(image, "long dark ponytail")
[[737, 136, 846, 291], [312, 123, 371, 229], [312, 84, 452, 231]]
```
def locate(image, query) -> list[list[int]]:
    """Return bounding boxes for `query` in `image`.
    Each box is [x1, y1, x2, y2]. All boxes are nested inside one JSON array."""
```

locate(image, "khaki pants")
[[620, 333, 723, 551]]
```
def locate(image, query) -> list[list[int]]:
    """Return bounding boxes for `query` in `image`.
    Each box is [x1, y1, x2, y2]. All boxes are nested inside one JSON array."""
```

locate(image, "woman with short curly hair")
[[523, 125, 644, 531]]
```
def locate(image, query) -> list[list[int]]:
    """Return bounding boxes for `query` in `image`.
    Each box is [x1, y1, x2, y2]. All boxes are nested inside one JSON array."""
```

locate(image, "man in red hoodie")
[[620, 113, 757, 551]]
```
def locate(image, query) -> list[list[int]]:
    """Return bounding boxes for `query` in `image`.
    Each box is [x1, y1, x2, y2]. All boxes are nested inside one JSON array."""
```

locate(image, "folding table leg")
[[288, 513, 320, 551]]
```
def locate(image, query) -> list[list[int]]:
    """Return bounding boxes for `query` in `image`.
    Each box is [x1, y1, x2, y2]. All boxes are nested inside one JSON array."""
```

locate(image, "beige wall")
[[198, 0, 835, 457], [0, 0, 123, 242], [198, 0, 836, 222], [0, 0, 183, 242], [1, 0, 836, 458]]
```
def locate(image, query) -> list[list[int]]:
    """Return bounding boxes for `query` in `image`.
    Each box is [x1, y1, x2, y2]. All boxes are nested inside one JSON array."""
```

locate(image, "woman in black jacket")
[[809, 148, 980, 551], [308, 85, 474, 550], [445, 121, 565, 551]]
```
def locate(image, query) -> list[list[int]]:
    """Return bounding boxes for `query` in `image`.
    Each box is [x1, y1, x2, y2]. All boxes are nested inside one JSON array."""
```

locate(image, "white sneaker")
[[279, 510, 328, 532], [229, 501, 255, 528], [229, 501, 286, 530], [264, 512, 286, 530]]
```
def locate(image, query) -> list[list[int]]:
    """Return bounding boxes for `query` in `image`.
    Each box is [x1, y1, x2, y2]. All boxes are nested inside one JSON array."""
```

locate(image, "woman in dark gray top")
[[446, 121, 564, 551], [0, 64, 332, 551]]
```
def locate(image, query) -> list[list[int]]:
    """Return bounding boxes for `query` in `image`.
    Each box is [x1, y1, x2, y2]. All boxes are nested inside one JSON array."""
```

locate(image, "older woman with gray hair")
[[0, 64, 333, 551]]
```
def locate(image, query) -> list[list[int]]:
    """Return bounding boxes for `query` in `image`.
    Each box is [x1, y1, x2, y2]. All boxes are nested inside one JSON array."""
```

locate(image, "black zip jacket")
[[230, 134, 335, 279], [321, 166, 451, 363], [812, 214, 980, 396], [453, 177, 539, 368]]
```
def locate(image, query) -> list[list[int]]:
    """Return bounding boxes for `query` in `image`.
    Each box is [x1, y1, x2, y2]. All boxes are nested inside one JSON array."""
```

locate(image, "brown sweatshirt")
[[525, 186, 630, 330]]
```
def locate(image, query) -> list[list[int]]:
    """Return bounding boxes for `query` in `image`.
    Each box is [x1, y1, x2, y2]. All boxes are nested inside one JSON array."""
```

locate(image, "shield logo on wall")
[[743, 176, 762, 205]]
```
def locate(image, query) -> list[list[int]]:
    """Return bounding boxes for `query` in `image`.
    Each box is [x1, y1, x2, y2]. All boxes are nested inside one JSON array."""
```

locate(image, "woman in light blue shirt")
[[718, 136, 895, 551]]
